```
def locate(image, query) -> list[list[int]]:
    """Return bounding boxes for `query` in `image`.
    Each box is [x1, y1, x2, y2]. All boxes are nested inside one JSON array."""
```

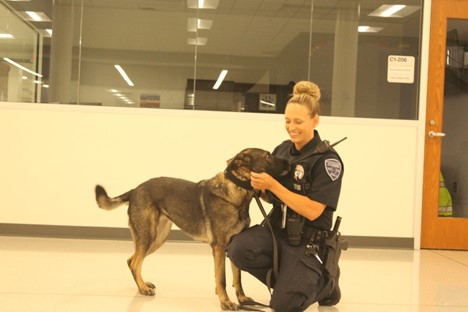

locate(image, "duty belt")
[[302, 227, 329, 243]]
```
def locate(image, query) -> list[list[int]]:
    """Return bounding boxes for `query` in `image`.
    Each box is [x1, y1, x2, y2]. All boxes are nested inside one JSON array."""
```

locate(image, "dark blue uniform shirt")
[[270, 130, 344, 230]]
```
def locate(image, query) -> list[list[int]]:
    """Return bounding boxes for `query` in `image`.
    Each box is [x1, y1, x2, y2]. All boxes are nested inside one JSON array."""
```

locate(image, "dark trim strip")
[[0, 223, 414, 249], [0, 223, 193, 241]]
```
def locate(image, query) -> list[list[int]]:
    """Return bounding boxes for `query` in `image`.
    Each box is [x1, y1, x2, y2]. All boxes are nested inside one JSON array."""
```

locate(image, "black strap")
[[239, 300, 270, 311], [253, 192, 279, 293], [224, 169, 253, 191], [293, 137, 347, 163]]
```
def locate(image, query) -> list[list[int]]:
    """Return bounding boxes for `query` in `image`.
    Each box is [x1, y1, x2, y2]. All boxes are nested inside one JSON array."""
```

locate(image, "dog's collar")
[[224, 170, 253, 191]]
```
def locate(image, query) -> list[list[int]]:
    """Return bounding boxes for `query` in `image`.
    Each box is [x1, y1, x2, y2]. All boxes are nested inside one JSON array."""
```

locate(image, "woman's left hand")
[[250, 172, 275, 191]]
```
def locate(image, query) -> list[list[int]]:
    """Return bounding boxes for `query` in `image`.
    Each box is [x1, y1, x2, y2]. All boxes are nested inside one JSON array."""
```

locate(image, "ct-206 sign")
[[389, 56, 411, 62], [387, 55, 415, 83]]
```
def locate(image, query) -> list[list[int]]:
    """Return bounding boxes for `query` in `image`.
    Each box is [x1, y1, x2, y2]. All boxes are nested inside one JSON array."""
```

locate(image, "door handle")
[[428, 130, 446, 138]]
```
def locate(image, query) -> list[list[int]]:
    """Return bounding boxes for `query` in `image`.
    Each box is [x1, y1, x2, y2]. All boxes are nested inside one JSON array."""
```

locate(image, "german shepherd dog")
[[95, 148, 290, 310]]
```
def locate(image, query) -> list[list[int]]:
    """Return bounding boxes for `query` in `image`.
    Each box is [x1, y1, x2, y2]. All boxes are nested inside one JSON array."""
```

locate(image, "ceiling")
[[2, 0, 425, 59]]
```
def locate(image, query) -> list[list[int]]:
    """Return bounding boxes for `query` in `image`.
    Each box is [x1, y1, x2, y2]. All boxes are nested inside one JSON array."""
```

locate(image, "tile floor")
[[1, 236, 467, 312]]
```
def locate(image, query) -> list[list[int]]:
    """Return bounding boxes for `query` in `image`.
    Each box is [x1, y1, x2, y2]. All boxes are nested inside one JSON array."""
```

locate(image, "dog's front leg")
[[230, 261, 254, 304], [212, 245, 239, 311]]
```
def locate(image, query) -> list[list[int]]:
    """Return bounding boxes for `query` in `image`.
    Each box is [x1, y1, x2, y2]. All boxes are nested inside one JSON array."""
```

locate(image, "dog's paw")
[[139, 283, 156, 296], [238, 295, 255, 304], [140, 288, 156, 296], [220, 301, 240, 311]]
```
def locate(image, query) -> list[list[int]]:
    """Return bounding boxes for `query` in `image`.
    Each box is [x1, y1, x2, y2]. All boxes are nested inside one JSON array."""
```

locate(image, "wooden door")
[[421, 0, 468, 250]]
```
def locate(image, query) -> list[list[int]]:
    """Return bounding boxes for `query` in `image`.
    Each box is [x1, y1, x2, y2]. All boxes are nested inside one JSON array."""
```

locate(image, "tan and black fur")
[[95, 148, 290, 310]]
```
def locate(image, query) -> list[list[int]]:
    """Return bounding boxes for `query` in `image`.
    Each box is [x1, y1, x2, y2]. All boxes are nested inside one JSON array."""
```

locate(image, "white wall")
[[0, 103, 421, 239]]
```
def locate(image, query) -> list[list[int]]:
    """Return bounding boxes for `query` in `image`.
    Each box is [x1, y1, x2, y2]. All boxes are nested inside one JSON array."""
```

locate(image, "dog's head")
[[226, 148, 290, 179]]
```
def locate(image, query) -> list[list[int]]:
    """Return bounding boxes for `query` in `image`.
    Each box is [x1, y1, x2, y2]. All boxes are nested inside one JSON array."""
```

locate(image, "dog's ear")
[[226, 152, 247, 169], [226, 155, 240, 169]]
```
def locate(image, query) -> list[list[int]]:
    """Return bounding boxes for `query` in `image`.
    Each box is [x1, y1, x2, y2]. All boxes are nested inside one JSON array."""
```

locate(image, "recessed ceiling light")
[[24, 11, 51, 22], [382, 5, 405, 17], [358, 26, 370, 32], [37, 29, 52, 37], [187, 18, 213, 32], [114, 65, 134, 87], [213, 69, 228, 90], [187, 37, 208, 45], [0, 33, 14, 39], [368, 5, 420, 18], [358, 26, 384, 33], [186, 0, 219, 9], [3, 57, 43, 77]]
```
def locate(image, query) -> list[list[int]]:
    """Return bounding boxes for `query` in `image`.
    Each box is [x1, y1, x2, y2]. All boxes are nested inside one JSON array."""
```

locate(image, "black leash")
[[239, 300, 270, 311], [238, 192, 280, 311], [223, 172, 274, 311], [222, 169, 279, 283], [253, 191, 279, 295]]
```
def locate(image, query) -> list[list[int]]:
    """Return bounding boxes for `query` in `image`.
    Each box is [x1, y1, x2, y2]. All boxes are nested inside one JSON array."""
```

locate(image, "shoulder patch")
[[324, 159, 342, 181]]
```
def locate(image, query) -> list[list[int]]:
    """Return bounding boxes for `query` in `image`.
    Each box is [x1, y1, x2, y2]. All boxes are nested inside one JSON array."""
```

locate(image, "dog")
[[95, 148, 290, 310]]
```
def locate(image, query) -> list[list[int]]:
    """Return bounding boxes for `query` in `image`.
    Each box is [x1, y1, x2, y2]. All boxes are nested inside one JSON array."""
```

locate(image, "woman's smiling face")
[[284, 103, 319, 150]]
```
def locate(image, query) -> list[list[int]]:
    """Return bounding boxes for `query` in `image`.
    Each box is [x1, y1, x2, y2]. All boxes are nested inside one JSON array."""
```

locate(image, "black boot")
[[318, 267, 341, 306]]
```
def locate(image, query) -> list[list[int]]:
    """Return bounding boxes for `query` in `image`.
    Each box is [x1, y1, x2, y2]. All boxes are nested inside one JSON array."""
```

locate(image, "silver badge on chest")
[[293, 164, 304, 191]]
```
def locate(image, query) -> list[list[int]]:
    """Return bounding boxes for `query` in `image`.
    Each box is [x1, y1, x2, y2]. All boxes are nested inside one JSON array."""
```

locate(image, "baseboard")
[[0, 223, 414, 249]]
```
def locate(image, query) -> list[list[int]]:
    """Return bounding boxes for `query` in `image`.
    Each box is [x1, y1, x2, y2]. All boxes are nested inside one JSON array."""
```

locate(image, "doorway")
[[421, 0, 468, 250]]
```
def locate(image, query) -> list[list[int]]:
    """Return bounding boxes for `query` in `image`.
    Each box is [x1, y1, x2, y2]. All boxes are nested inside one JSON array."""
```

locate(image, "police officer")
[[227, 81, 344, 312]]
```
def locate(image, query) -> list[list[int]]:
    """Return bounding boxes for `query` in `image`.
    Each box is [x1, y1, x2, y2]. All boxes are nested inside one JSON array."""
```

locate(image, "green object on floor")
[[439, 172, 453, 217]]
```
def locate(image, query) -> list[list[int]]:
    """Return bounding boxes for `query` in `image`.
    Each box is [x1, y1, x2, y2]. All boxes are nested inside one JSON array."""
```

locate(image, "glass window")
[[1, 0, 423, 119], [0, 1, 41, 102]]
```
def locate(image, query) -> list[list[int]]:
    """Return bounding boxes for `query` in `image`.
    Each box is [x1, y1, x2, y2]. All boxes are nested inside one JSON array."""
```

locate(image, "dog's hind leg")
[[127, 241, 156, 295], [127, 208, 172, 296]]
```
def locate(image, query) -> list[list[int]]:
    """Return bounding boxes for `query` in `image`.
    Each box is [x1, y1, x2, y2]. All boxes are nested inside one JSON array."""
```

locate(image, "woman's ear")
[[313, 115, 320, 128]]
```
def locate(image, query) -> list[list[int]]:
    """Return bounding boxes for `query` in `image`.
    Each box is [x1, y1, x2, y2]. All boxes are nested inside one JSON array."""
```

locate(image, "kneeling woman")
[[227, 81, 344, 312]]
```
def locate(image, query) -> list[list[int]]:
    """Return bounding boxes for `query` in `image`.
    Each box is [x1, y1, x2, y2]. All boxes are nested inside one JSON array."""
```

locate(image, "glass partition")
[[440, 18, 468, 218], [1, 0, 423, 119], [0, 1, 41, 102]]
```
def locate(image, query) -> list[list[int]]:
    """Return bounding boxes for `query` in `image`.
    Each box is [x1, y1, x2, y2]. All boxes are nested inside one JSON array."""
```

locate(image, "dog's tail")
[[95, 184, 132, 210]]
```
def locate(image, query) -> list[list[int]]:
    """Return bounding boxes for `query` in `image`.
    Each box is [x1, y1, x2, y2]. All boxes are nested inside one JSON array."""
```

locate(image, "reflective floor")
[[1, 236, 467, 312]]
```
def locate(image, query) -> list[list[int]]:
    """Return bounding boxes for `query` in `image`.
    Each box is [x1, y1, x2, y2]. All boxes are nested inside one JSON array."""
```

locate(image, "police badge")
[[294, 164, 305, 181], [293, 164, 305, 191], [325, 159, 342, 181]]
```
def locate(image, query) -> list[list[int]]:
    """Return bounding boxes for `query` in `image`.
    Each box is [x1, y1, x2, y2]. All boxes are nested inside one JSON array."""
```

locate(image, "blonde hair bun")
[[292, 81, 321, 101]]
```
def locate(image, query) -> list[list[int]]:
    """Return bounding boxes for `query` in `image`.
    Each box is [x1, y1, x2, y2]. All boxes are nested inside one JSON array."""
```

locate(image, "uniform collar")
[[290, 130, 321, 156]]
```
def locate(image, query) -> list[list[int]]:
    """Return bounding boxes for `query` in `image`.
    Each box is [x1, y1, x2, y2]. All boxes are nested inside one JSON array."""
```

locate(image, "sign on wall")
[[387, 55, 415, 84]]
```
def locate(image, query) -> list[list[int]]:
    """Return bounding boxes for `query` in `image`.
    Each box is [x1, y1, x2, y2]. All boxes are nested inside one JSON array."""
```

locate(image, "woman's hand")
[[250, 172, 276, 191], [251, 171, 326, 221]]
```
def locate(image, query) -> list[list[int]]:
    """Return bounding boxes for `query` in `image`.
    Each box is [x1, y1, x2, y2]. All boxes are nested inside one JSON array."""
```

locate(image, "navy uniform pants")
[[227, 225, 326, 312]]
